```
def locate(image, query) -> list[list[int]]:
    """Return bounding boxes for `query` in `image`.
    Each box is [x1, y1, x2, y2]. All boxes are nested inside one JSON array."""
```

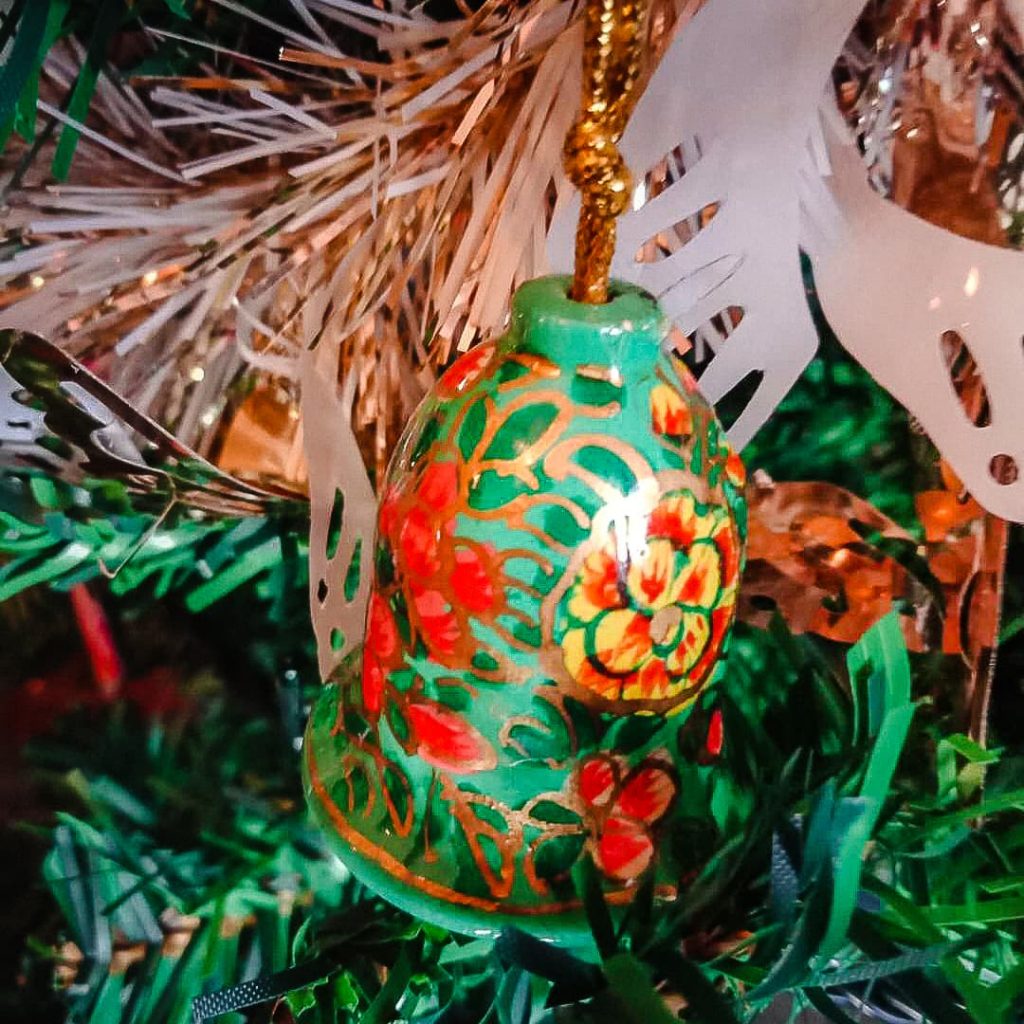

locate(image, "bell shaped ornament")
[[305, 276, 747, 943]]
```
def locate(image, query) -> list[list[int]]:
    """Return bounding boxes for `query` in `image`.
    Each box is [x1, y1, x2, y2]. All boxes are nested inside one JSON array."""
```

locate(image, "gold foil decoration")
[[214, 381, 308, 493]]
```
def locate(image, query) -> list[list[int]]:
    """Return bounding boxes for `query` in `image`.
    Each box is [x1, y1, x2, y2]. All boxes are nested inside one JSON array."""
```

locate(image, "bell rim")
[[304, 685, 610, 948]]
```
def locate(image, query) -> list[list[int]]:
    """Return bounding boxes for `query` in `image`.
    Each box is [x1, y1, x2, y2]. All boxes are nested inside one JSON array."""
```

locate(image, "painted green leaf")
[[529, 801, 581, 827], [483, 404, 559, 462], [533, 834, 586, 881], [458, 398, 488, 460]]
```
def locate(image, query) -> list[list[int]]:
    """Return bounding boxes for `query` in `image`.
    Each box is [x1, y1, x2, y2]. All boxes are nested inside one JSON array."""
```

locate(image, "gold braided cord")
[[564, 0, 649, 304]]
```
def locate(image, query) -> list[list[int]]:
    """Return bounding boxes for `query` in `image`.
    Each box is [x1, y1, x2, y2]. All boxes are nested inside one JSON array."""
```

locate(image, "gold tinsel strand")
[[0, 0, 696, 478]]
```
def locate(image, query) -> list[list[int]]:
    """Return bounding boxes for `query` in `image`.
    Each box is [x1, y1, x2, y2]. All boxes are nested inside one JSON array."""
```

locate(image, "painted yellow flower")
[[650, 377, 748, 498], [650, 383, 693, 438], [556, 490, 740, 707]]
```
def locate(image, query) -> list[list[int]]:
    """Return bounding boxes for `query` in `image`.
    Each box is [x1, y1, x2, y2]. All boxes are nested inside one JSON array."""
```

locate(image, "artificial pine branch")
[[11, 613, 1024, 1023], [0, 471, 309, 614]]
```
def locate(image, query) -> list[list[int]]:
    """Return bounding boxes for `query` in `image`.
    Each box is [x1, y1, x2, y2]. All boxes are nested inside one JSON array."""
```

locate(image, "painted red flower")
[[724, 447, 746, 490], [361, 658, 385, 716], [597, 818, 653, 880], [438, 341, 496, 397], [450, 546, 495, 613], [397, 461, 459, 578], [578, 757, 616, 807], [650, 368, 746, 509], [418, 460, 459, 509], [376, 455, 503, 664], [406, 699, 498, 773], [705, 708, 724, 758], [411, 584, 460, 657], [362, 593, 399, 714], [367, 592, 399, 659], [577, 753, 677, 883]]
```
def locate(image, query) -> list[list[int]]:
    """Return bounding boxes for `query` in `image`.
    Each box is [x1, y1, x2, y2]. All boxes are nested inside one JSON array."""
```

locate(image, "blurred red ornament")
[[2, 585, 187, 748]]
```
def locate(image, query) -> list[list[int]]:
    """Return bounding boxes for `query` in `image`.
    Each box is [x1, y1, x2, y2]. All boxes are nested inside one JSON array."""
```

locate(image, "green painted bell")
[[304, 276, 747, 943]]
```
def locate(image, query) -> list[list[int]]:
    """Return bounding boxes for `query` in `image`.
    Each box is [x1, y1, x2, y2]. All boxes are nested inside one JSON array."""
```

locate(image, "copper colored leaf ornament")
[[742, 477, 921, 648], [743, 464, 1005, 743], [214, 382, 307, 493], [917, 460, 1007, 744]]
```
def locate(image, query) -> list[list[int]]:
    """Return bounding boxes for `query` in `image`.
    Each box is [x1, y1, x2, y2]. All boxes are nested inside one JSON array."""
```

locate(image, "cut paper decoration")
[[549, 0, 1024, 522], [548, 0, 861, 450]]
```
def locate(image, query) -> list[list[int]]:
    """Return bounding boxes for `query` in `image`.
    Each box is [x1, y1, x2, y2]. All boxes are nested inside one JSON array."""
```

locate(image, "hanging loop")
[[564, 0, 648, 304]]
